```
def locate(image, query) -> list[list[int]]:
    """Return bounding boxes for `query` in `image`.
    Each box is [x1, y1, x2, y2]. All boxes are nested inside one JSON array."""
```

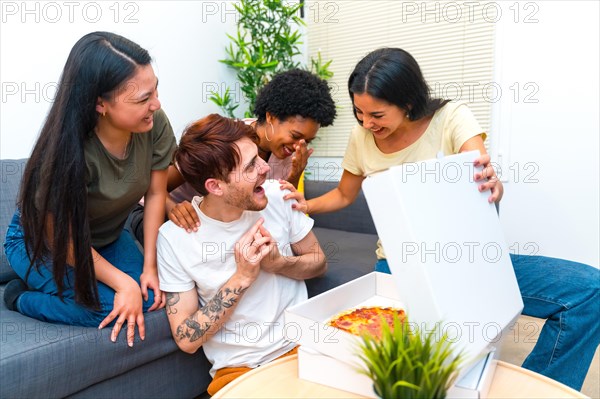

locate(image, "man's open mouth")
[[254, 177, 267, 194]]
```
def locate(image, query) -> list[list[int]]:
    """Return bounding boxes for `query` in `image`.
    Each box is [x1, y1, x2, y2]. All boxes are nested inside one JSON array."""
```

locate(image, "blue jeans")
[[375, 254, 600, 391], [4, 210, 155, 327]]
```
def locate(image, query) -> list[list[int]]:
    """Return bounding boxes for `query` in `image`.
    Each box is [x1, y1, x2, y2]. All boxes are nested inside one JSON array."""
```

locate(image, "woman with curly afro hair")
[[251, 68, 336, 187]]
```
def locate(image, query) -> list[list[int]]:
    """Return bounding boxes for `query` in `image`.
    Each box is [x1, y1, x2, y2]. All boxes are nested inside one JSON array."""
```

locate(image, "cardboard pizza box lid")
[[362, 150, 523, 361]]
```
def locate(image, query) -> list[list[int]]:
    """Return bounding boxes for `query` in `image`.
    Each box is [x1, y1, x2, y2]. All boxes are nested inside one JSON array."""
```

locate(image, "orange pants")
[[207, 346, 299, 396]]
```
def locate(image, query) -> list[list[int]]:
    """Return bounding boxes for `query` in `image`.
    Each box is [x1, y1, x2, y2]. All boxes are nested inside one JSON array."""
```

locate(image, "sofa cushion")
[[0, 284, 209, 398], [304, 180, 377, 235], [0, 159, 26, 282], [306, 227, 378, 297], [67, 348, 212, 398]]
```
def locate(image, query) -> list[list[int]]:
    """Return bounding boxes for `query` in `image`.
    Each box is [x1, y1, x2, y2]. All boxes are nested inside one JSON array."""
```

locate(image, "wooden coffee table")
[[212, 354, 587, 398]]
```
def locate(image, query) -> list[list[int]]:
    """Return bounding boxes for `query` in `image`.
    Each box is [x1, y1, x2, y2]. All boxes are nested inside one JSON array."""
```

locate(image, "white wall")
[[493, 1, 599, 266], [0, 0, 240, 159]]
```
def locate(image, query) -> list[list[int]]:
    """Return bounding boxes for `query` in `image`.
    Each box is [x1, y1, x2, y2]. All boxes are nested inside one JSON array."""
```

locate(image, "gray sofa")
[[0, 158, 378, 398]]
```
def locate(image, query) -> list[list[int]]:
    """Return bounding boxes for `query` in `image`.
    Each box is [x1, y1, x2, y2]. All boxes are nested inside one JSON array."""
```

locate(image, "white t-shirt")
[[157, 180, 313, 376]]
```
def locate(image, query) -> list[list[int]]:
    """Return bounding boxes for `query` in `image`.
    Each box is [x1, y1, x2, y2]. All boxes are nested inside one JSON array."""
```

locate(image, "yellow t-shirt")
[[340, 102, 486, 259]]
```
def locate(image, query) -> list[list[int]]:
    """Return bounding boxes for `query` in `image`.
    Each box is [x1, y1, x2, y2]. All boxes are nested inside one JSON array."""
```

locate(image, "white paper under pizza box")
[[361, 150, 524, 363], [298, 345, 497, 399]]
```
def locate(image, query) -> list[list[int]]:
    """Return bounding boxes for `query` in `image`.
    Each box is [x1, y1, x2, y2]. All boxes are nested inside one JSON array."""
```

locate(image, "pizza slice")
[[327, 306, 406, 338]]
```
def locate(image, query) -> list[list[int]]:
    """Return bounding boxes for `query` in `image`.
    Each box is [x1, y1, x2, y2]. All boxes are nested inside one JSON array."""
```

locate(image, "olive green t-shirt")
[[85, 109, 176, 247]]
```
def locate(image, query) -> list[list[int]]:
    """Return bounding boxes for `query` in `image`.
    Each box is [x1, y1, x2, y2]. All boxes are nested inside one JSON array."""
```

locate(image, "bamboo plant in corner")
[[358, 316, 464, 399]]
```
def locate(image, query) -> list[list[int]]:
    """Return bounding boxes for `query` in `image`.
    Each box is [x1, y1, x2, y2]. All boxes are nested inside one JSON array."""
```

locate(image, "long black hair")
[[19, 32, 151, 309], [348, 48, 449, 123]]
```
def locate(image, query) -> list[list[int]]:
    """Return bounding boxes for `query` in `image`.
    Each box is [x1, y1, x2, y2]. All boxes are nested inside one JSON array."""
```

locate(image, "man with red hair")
[[156, 114, 326, 395]]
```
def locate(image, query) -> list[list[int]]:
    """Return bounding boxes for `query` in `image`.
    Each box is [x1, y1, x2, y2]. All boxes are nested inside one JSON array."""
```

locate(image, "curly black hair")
[[253, 69, 336, 126]]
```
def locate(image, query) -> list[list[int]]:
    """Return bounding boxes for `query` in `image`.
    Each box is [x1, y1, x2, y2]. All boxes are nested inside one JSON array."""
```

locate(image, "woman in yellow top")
[[289, 48, 599, 391]]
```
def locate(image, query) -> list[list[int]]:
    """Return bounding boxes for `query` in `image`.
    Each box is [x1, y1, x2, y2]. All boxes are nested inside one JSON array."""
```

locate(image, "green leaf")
[[292, 15, 306, 26], [257, 63, 279, 70], [356, 315, 465, 399], [391, 380, 420, 391]]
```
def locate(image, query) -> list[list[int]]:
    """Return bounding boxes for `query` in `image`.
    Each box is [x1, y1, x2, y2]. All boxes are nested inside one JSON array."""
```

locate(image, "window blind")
[[306, 0, 496, 157]]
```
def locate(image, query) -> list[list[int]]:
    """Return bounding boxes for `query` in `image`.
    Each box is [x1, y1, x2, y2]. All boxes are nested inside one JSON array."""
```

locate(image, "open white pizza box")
[[285, 151, 523, 398]]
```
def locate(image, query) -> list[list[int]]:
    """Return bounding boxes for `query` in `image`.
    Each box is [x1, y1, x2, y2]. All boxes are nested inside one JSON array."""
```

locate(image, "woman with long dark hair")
[[287, 47, 599, 391], [300, 48, 501, 216], [3, 32, 176, 347]]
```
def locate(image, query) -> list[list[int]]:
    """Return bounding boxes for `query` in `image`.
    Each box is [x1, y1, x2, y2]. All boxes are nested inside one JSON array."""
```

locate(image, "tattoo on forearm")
[[177, 318, 209, 342], [201, 286, 247, 320], [175, 286, 247, 343], [166, 292, 180, 315]]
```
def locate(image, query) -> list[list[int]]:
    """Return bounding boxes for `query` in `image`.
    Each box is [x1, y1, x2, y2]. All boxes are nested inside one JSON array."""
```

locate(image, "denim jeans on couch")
[[375, 253, 600, 390], [5, 210, 158, 326]]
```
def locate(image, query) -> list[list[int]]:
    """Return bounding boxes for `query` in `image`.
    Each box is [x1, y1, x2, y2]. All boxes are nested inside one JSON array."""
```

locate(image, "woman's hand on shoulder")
[[279, 179, 309, 213], [474, 153, 503, 203], [168, 200, 200, 232], [98, 277, 145, 347]]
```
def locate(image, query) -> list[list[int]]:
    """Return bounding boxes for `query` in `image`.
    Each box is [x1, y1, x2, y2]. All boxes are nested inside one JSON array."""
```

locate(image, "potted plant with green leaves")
[[358, 315, 464, 399], [210, 0, 333, 118]]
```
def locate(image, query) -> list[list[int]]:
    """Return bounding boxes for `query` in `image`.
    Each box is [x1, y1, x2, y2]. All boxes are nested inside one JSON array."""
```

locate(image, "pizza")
[[327, 306, 406, 338]]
